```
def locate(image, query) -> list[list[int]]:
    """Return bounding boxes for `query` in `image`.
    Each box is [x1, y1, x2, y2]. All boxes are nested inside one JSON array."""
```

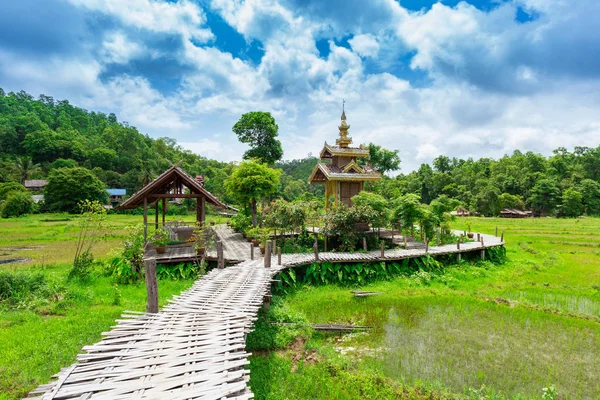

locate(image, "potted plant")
[[210, 221, 216, 226], [191, 222, 213, 256], [153, 228, 170, 254], [467, 223, 474, 239]]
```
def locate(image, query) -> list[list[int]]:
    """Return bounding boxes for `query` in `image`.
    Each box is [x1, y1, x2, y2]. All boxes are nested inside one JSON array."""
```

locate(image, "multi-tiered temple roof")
[[309, 110, 381, 208]]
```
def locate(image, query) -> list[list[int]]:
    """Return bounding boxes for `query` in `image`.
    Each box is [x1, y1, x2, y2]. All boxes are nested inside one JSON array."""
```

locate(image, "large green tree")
[[224, 160, 281, 226], [12, 156, 41, 183], [366, 143, 401, 174], [45, 167, 107, 213], [529, 179, 560, 215], [233, 112, 283, 164]]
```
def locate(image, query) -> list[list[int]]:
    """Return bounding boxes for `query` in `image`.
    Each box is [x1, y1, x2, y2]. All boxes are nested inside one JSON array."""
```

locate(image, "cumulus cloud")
[[349, 34, 380, 58], [0, 0, 598, 172]]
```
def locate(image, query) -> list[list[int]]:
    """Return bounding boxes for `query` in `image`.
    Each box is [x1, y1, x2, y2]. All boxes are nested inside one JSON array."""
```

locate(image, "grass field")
[[1, 215, 599, 399], [0, 213, 228, 399], [249, 217, 600, 399]]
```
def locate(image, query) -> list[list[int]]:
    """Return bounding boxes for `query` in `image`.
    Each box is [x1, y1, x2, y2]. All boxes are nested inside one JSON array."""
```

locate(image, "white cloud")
[[100, 32, 144, 64], [349, 34, 380, 58], [67, 0, 213, 41]]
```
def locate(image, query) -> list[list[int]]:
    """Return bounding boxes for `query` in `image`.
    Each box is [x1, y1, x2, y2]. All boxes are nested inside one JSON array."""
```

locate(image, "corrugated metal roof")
[[107, 188, 126, 196]]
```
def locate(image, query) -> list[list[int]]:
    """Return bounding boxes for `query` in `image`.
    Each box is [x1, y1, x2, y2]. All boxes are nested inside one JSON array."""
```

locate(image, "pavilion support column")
[[324, 183, 329, 211], [196, 196, 205, 225], [162, 198, 166, 227], [154, 201, 159, 230], [143, 197, 148, 243]]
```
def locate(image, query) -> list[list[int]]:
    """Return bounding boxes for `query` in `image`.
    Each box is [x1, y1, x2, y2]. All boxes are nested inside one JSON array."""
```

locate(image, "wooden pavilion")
[[116, 165, 226, 240], [309, 110, 381, 209]]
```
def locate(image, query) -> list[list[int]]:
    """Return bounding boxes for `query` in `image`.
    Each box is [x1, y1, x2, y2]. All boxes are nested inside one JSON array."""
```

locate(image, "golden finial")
[[337, 100, 352, 148]]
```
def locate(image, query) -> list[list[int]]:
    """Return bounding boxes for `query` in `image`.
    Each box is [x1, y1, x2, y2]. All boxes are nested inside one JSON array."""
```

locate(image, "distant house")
[[106, 188, 126, 206], [24, 180, 48, 192], [500, 208, 533, 218], [450, 206, 471, 217]]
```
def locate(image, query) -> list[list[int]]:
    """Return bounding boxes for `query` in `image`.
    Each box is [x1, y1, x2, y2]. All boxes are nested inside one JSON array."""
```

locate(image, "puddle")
[[0, 258, 31, 265]]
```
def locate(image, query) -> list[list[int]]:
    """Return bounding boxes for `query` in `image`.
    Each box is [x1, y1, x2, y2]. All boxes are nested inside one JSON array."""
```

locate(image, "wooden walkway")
[[29, 227, 503, 399]]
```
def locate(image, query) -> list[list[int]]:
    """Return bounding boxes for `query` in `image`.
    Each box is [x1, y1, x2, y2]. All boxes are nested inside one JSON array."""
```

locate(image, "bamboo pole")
[[250, 243, 254, 260], [277, 247, 281, 265]]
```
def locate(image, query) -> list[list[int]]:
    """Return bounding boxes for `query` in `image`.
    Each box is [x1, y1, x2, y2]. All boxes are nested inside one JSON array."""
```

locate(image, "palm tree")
[[13, 156, 42, 184]]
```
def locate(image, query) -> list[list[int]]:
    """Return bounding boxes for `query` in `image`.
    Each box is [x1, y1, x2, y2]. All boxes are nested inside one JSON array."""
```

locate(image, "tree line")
[[1, 88, 598, 218]]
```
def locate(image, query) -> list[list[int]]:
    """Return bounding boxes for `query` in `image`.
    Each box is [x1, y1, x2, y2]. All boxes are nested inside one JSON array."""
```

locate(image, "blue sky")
[[0, 0, 598, 171]]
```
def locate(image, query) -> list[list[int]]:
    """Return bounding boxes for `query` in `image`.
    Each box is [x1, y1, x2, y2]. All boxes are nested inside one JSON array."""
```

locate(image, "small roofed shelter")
[[309, 110, 381, 209], [24, 179, 48, 191], [116, 165, 226, 241], [500, 208, 533, 218]]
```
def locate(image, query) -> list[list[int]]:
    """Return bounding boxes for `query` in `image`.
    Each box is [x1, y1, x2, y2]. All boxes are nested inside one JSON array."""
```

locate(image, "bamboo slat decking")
[[29, 226, 503, 399]]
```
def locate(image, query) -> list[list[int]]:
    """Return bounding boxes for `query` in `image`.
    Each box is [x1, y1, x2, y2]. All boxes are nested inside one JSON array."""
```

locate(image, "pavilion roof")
[[319, 142, 370, 159], [116, 165, 226, 210], [309, 162, 381, 183]]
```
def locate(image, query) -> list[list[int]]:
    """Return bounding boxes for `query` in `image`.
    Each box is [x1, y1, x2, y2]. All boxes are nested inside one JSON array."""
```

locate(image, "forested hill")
[[1, 88, 599, 217], [0, 89, 238, 200]]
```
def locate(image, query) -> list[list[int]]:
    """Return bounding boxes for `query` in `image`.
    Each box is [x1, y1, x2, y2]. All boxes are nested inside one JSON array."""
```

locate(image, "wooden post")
[[457, 253, 461, 262], [380, 241, 385, 258], [162, 198, 166, 227], [481, 237, 484, 246], [143, 197, 148, 242], [463, 230, 466, 236], [264, 242, 272, 268], [324, 235, 328, 252], [313, 239, 319, 261], [250, 243, 254, 260], [495, 226, 498, 237], [217, 241, 224, 269], [477, 233, 480, 242], [263, 294, 272, 311], [154, 201, 159, 230], [277, 247, 281, 265], [457, 239, 460, 250], [391, 224, 394, 242], [425, 240, 429, 253], [424, 233, 427, 245], [436, 231, 440, 246], [272, 238, 276, 251], [144, 258, 158, 313], [480, 249, 485, 260], [403, 234, 407, 248], [363, 237, 367, 251], [196, 196, 205, 225], [501, 232, 504, 242]]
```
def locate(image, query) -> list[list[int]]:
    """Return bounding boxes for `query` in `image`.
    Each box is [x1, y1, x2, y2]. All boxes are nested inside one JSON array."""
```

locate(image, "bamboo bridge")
[[28, 226, 503, 399]]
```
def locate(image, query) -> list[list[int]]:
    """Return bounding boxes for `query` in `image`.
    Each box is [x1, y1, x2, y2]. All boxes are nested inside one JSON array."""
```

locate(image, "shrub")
[[45, 167, 107, 213], [1, 190, 34, 218], [321, 204, 376, 251], [0, 182, 28, 201], [0, 271, 70, 312]]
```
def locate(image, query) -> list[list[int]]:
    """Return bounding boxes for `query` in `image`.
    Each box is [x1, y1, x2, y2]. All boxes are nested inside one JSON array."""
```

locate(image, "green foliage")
[[351, 191, 388, 229], [11, 156, 41, 183], [156, 262, 205, 280], [50, 158, 77, 170], [497, 192, 525, 211], [70, 200, 106, 280], [365, 143, 401, 174], [232, 111, 283, 164], [321, 204, 376, 251], [578, 179, 600, 215], [246, 299, 310, 351], [225, 159, 281, 226], [0, 271, 69, 312], [392, 193, 422, 236], [45, 167, 107, 213], [152, 227, 170, 247], [0, 182, 27, 201], [528, 179, 560, 215], [1, 190, 34, 218], [558, 188, 583, 218]]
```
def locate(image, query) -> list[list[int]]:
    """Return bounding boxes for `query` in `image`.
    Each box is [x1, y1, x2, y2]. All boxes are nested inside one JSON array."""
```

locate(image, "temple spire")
[[336, 101, 352, 148]]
